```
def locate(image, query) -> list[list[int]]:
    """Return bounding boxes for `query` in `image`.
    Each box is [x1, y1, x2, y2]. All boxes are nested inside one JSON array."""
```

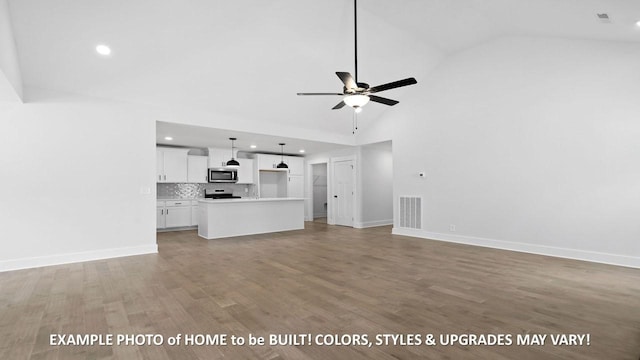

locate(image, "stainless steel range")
[[204, 189, 241, 200]]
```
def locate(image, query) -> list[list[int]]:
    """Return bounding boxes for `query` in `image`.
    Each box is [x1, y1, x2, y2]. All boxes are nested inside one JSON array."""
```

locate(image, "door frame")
[[329, 155, 357, 226], [305, 160, 327, 222], [308, 162, 329, 221]]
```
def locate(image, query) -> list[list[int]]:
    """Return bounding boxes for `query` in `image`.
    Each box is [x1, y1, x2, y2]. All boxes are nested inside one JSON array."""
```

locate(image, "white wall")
[[0, 89, 157, 271], [357, 141, 393, 228], [0, 0, 23, 101], [391, 37, 640, 268]]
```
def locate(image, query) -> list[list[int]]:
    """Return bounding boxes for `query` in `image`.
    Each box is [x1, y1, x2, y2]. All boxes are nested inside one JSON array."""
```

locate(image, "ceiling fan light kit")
[[297, 0, 417, 113], [343, 94, 370, 108]]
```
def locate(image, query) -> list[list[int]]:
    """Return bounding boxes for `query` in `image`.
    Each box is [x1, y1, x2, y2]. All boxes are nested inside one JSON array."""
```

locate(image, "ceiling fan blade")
[[297, 92, 343, 96], [368, 77, 417, 93], [332, 101, 346, 110], [369, 95, 399, 106], [336, 72, 357, 90]]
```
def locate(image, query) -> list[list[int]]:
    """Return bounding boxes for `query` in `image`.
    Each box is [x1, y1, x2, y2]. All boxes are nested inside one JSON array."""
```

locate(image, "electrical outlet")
[[449, 224, 456, 232], [244, 187, 249, 193]]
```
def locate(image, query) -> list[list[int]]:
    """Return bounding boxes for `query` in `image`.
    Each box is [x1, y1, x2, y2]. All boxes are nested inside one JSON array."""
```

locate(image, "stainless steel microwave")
[[208, 168, 238, 183]]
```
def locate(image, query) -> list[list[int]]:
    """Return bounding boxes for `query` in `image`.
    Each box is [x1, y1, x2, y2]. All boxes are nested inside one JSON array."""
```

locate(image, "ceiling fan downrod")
[[354, 0, 358, 83], [295, 0, 418, 113]]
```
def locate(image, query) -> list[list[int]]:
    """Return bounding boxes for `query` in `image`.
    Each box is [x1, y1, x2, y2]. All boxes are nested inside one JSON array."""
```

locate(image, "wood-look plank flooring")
[[1, 222, 639, 359]]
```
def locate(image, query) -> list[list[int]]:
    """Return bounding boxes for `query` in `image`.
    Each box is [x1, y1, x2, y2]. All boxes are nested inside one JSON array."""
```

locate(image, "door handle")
[[334, 195, 338, 198]]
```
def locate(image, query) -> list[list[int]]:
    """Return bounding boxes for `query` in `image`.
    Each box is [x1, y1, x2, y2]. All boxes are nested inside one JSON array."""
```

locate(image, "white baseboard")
[[392, 228, 640, 269], [157, 225, 197, 232], [355, 219, 393, 229], [0, 244, 158, 273]]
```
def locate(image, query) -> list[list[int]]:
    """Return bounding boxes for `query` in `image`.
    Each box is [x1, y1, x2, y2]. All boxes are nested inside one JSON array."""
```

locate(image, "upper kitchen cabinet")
[[237, 159, 254, 184], [208, 147, 237, 168], [257, 154, 283, 170], [286, 156, 304, 176], [257, 154, 304, 175], [157, 147, 189, 183], [187, 155, 208, 183]]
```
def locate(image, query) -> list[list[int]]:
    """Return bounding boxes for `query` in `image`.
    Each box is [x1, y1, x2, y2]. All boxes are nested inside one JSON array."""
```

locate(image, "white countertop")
[[157, 197, 203, 201], [199, 197, 305, 204]]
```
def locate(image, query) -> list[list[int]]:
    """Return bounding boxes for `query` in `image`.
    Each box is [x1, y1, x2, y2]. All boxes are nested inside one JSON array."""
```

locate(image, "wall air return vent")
[[399, 196, 422, 229], [596, 13, 612, 23]]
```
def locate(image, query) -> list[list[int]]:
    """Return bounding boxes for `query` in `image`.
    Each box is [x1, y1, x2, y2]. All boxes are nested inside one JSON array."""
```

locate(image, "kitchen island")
[[197, 198, 305, 239]]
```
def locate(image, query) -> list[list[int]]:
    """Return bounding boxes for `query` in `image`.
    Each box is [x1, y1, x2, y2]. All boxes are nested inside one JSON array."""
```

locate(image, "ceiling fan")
[[297, 0, 417, 112]]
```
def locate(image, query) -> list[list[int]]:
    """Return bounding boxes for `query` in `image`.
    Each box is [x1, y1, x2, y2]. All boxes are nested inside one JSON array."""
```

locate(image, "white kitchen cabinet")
[[165, 200, 191, 228], [208, 147, 237, 168], [157, 201, 166, 229], [287, 175, 304, 198], [257, 154, 283, 170], [156, 149, 164, 182], [237, 159, 254, 184], [157, 147, 189, 183], [286, 156, 304, 176], [256, 154, 304, 173], [188, 155, 208, 183]]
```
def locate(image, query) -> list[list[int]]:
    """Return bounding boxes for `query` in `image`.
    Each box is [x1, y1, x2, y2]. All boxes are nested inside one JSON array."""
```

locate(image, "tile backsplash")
[[157, 183, 255, 199]]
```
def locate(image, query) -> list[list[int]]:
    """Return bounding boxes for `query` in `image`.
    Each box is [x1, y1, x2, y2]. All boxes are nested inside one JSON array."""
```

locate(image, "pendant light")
[[276, 143, 288, 169], [226, 137, 240, 167]]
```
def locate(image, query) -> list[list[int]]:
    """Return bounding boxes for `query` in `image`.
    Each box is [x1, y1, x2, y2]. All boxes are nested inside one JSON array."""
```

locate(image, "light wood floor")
[[1, 222, 639, 359]]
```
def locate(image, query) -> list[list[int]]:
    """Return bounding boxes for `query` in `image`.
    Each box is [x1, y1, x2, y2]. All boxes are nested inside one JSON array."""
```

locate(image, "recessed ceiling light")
[[299, 149, 305, 153], [96, 44, 111, 56], [636, 20, 640, 27], [164, 136, 173, 141], [250, 145, 257, 149]]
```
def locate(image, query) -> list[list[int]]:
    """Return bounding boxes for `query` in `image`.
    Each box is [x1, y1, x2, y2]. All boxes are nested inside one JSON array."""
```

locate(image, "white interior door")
[[333, 159, 354, 227]]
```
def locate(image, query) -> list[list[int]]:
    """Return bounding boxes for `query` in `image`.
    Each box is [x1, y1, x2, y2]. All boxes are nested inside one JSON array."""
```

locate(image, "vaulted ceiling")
[[5, 0, 640, 144]]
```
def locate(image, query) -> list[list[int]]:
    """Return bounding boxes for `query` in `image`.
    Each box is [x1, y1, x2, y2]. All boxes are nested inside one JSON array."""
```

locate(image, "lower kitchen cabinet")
[[158, 199, 200, 230], [165, 200, 191, 228], [157, 207, 166, 229]]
